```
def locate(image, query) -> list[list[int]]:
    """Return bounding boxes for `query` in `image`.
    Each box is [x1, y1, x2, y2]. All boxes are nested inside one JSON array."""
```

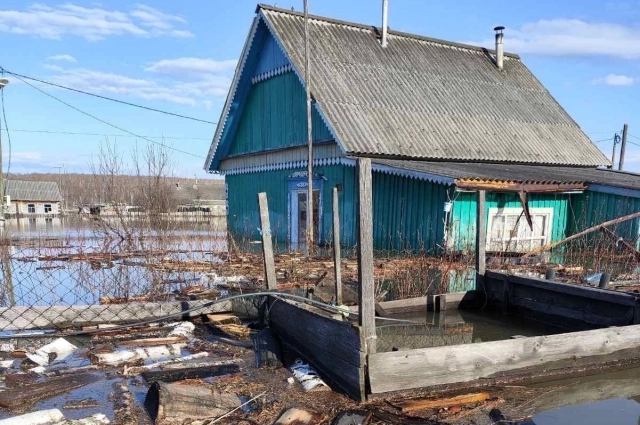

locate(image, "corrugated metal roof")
[[372, 159, 640, 190], [260, 5, 609, 167], [174, 181, 225, 204], [5, 180, 62, 202]]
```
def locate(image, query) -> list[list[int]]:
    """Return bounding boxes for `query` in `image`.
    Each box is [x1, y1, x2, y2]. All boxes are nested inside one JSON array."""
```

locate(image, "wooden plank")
[[476, 190, 486, 290], [509, 283, 635, 322], [258, 192, 277, 290], [141, 364, 240, 384], [368, 323, 640, 394], [487, 271, 637, 306], [333, 186, 343, 305], [510, 296, 631, 328], [357, 157, 376, 355], [268, 297, 365, 400], [0, 373, 98, 408], [0, 300, 232, 331], [375, 296, 428, 315]]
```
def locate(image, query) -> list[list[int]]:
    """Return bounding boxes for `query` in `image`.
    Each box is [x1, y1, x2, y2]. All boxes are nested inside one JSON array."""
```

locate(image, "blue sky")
[[1, 0, 640, 178]]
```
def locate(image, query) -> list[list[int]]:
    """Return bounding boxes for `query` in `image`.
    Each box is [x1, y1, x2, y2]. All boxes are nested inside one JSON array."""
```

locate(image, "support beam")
[[475, 190, 486, 291], [357, 158, 376, 355], [333, 186, 343, 305], [257, 192, 277, 290]]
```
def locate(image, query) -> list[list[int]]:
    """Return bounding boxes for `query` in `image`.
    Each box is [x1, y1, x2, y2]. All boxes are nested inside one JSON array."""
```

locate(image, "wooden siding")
[[449, 192, 572, 252], [570, 191, 640, 242], [372, 172, 451, 252], [254, 32, 289, 76], [226, 163, 454, 252], [228, 71, 332, 156], [226, 165, 356, 248], [219, 144, 343, 172]]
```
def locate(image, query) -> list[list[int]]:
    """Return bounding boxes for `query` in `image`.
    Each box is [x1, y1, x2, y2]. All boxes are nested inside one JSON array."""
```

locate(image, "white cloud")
[[465, 19, 640, 59], [44, 60, 235, 107], [592, 73, 636, 86], [145, 58, 237, 76], [0, 3, 193, 41], [47, 54, 76, 62]]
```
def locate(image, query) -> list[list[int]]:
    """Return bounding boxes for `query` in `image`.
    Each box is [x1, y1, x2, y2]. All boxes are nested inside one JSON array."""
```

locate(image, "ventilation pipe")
[[494, 26, 505, 70], [381, 0, 389, 47]]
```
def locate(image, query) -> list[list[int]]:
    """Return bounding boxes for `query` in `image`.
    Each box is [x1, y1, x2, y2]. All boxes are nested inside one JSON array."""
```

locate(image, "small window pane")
[[27, 204, 35, 213]]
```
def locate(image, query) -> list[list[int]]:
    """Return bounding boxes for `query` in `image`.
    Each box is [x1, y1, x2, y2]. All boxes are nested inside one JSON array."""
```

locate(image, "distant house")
[[205, 5, 640, 253], [5, 180, 62, 216], [174, 180, 226, 215]]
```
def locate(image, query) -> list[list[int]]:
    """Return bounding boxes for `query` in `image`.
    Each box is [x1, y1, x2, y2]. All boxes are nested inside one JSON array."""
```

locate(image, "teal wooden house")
[[205, 5, 640, 253]]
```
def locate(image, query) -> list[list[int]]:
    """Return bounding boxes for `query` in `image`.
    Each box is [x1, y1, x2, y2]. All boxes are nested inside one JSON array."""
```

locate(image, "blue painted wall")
[[570, 190, 640, 243]]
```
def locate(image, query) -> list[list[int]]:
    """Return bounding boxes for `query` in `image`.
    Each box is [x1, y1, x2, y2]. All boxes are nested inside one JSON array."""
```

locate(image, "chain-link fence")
[[0, 216, 236, 335]]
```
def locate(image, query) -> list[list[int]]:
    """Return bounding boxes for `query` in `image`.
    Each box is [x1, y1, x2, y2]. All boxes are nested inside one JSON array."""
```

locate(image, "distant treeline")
[[8, 172, 225, 209]]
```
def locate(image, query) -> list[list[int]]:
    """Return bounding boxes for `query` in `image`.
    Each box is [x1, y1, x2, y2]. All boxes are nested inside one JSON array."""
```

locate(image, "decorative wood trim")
[[251, 64, 293, 84]]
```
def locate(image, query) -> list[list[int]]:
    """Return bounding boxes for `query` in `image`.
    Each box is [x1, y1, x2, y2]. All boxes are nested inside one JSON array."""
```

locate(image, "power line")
[[593, 137, 613, 143], [8, 72, 206, 159], [0, 67, 217, 125], [9, 129, 211, 140]]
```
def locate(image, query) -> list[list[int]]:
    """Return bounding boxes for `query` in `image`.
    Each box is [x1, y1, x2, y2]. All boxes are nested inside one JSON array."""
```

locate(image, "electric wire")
[[0, 291, 420, 340], [8, 72, 205, 159], [0, 67, 217, 125], [9, 129, 211, 140]]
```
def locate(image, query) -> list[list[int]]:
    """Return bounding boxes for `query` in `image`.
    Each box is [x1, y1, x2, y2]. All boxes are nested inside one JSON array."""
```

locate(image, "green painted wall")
[[372, 173, 451, 252], [449, 191, 573, 252], [228, 72, 332, 156], [226, 165, 356, 249], [570, 191, 640, 242], [225, 164, 453, 252]]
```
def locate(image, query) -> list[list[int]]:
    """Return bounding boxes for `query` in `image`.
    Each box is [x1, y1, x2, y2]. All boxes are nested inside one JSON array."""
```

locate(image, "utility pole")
[[304, 0, 314, 257], [54, 166, 62, 209], [0, 79, 9, 238], [619, 124, 628, 171], [611, 133, 620, 169]]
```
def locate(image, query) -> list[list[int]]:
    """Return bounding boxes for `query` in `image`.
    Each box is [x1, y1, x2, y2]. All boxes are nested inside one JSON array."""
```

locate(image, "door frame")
[[287, 173, 325, 247]]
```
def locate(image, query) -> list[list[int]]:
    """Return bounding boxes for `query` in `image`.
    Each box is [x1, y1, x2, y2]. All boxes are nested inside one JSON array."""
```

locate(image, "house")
[[174, 179, 226, 215], [5, 180, 62, 217], [205, 5, 640, 253]]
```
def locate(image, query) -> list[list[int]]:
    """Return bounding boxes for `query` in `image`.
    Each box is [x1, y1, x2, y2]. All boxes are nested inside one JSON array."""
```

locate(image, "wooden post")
[[257, 192, 277, 290], [476, 190, 486, 290], [357, 158, 376, 354], [304, 0, 314, 256], [333, 186, 343, 305]]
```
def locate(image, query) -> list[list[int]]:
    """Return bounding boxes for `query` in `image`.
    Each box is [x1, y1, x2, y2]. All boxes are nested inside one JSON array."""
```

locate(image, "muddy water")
[[525, 367, 640, 425], [378, 309, 565, 352]]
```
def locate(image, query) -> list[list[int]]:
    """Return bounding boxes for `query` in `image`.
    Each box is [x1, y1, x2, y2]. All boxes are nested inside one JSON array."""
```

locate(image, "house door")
[[290, 188, 320, 249]]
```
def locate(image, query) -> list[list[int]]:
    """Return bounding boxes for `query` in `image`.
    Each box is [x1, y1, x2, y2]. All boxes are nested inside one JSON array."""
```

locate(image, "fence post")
[[476, 190, 486, 291], [333, 186, 343, 305], [257, 192, 277, 290], [357, 158, 376, 355]]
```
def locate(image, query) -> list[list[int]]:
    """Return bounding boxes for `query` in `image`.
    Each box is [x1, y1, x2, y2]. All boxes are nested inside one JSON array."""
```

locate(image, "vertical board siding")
[[253, 33, 289, 76], [449, 192, 573, 252], [228, 72, 332, 156], [371, 172, 450, 252], [226, 165, 357, 249], [571, 191, 640, 243]]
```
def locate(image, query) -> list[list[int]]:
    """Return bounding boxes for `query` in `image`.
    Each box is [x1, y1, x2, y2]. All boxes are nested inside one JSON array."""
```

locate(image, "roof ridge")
[[257, 3, 520, 59]]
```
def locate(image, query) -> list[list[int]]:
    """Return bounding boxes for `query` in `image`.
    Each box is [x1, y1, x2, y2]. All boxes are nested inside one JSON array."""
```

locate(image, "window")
[[27, 204, 35, 214], [44, 204, 52, 213], [487, 207, 553, 253]]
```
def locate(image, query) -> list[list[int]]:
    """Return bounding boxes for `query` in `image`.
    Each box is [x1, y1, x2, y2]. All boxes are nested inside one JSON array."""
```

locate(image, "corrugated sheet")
[[371, 159, 640, 190], [174, 181, 225, 204], [260, 6, 609, 166], [5, 180, 61, 202]]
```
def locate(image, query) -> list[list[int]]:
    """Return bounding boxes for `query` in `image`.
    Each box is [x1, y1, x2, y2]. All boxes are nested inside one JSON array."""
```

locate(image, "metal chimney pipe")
[[381, 0, 389, 47], [494, 26, 505, 70]]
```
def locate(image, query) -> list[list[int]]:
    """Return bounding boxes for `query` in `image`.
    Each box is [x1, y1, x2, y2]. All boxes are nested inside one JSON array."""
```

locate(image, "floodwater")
[[526, 367, 640, 425], [377, 308, 566, 352], [0, 215, 228, 308]]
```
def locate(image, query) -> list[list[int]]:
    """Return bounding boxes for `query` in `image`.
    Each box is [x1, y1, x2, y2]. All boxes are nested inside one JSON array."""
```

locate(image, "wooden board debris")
[[400, 392, 491, 413], [0, 373, 97, 409], [274, 407, 326, 425]]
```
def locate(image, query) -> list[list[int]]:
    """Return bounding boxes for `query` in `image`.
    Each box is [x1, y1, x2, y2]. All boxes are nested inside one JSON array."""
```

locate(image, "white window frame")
[[44, 204, 52, 214], [27, 204, 36, 214], [487, 207, 553, 252]]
